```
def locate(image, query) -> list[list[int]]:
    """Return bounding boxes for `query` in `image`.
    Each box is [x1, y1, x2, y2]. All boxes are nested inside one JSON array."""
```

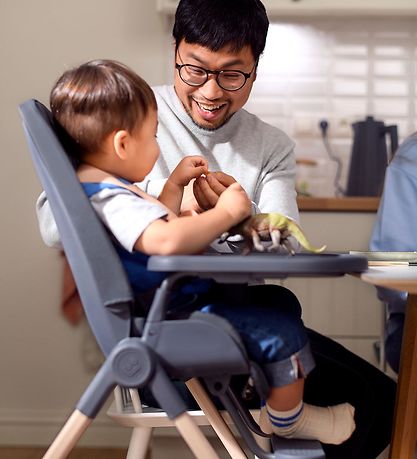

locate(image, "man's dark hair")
[[173, 0, 269, 61]]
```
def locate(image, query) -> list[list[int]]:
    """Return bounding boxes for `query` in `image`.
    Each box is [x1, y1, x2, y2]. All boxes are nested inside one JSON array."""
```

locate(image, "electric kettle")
[[346, 116, 398, 196]]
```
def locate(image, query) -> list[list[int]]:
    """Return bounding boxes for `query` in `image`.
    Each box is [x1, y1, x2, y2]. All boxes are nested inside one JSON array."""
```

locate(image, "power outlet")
[[332, 117, 352, 138]]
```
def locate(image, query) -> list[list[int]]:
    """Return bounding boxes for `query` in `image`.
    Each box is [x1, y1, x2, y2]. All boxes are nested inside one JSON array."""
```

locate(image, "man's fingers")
[[193, 179, 210, 209], [193, 176, 219, 209], [209, 171, 236, 187], [194, 173, 241, 210], [181, 180, 203, 214], [206, 173, 228, 195]]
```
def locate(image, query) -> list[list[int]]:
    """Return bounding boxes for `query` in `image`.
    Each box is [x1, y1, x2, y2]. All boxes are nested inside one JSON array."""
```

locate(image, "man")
[[37, 1, 396, 457], [145, 0, 298, 222]]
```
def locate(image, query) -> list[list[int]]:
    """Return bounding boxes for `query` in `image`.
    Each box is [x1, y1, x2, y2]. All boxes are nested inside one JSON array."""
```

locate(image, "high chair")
[[19, 98, 367, 458]]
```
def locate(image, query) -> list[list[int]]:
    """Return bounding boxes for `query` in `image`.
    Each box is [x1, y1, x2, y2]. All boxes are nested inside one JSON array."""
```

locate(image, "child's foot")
[[266, 401, 355, 445]]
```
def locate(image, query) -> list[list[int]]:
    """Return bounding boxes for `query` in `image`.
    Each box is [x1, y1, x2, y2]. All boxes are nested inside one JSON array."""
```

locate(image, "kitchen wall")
[[0, 0, 172, 446], [246, 17, 417, 195]]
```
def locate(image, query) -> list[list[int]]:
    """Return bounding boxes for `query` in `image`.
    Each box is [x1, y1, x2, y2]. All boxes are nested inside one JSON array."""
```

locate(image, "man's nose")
[[199, 74, 224, 99]]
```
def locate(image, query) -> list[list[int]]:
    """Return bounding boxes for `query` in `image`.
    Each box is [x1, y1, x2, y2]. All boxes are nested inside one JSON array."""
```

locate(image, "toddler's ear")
[[113, 130, 129, 160]]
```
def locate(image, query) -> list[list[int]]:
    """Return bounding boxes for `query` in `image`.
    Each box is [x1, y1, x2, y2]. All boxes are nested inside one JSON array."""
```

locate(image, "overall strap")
[[77, 164, 176, 219]]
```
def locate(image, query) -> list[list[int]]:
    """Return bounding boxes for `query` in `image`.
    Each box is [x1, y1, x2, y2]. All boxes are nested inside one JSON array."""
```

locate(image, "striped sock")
[[266, 401, 355, 445], [255, 401, 273, 452], [267, 400, 304, 431]]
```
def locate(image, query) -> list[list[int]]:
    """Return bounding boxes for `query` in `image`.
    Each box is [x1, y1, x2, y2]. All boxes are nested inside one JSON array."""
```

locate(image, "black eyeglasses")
[[175, 51, 256, 91]]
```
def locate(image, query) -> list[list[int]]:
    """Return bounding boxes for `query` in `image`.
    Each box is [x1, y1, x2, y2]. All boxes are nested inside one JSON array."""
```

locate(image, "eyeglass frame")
[[175, 50, 257, 92]]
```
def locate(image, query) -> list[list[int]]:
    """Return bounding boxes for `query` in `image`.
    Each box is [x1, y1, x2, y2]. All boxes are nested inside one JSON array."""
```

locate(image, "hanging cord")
[[319, 120, 345, 196]]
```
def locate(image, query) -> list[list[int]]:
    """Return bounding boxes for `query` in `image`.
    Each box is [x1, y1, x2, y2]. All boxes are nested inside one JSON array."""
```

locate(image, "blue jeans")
[[169, 283, 315, 388]]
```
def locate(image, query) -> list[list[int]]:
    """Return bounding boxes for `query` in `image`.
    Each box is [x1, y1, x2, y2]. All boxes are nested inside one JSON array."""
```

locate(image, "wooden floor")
[[0, 448, 128, 459], [0, 444, 395, 459]]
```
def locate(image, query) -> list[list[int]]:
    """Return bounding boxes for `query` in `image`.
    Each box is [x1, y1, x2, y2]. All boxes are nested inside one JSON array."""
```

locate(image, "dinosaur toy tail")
[[289, 221, 326, 253]]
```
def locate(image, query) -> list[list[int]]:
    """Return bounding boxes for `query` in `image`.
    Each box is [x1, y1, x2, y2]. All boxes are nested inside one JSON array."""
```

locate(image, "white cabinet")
[[263, 0, 417, 16], [268, 211, 383, 367], [157, 0, 417, 16]]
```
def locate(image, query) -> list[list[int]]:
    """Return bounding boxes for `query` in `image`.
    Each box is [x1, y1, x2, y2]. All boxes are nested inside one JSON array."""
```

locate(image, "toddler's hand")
[[169, 155, 208, 187], [216, 182, 251, 224]]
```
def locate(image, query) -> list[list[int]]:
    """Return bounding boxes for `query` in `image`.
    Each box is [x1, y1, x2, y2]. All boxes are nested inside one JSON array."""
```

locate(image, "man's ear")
[[113, 130, 129, 160]]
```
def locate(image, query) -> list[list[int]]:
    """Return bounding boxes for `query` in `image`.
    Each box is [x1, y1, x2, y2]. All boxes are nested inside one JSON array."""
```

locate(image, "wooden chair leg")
[[174, 412, 220, 459], [123, 388, 153, 459], [43, 410, 92, 459], [186, 378, 247, 459], [126, 427, 153, 459]]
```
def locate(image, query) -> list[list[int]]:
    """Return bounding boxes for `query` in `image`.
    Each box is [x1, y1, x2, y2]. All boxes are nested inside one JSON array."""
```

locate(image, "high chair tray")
[[148, 252, 368, 278]]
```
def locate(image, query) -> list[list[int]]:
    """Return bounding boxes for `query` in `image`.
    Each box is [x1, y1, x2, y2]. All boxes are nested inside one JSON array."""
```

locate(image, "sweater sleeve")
[[136, 177, 167, 198], [255, 133, 299, 223]]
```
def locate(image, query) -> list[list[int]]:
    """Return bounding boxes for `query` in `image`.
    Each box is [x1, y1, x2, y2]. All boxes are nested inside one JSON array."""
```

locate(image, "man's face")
[[174, 40, 257, 130]]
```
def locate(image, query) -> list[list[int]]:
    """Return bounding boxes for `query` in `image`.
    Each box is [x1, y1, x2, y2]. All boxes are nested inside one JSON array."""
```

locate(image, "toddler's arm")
[[158, 156, 208, 214], [136, 182, 251, 255]]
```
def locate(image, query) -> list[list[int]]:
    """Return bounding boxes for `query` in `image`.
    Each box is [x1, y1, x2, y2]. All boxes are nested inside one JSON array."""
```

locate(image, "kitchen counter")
[[297, 196, 380, 212]]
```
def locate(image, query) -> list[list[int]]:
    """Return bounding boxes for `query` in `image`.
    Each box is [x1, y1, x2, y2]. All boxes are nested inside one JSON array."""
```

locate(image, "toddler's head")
[[50, 59, 157, 158]]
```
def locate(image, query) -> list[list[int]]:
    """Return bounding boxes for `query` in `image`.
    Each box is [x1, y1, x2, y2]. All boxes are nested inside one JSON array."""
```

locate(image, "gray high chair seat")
[[19, 99, 367, 458]]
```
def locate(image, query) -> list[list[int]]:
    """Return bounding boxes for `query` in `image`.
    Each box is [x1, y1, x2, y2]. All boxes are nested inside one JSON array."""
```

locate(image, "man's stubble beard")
[[183, 98, 235, 131]]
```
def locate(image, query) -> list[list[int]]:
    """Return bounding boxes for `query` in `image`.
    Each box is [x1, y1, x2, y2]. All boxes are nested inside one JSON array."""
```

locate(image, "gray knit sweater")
[[146, 85, 299, 219]]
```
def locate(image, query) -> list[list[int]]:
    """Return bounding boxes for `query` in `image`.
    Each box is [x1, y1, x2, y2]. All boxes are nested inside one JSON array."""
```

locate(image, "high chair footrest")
[[272, 436, 326, 459]]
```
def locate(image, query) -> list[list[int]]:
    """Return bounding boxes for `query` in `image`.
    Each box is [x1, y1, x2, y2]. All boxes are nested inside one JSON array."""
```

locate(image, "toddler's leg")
[[200, 286, 355, 444], [266, 383, 355, 445]]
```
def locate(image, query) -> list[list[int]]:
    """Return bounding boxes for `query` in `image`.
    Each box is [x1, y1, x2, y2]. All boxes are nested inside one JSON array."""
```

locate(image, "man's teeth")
[[197, 102, 222, 112]]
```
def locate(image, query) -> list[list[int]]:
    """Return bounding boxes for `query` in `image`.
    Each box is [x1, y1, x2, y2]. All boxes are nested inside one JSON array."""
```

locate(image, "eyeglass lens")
[[179, 65, 247, 91]]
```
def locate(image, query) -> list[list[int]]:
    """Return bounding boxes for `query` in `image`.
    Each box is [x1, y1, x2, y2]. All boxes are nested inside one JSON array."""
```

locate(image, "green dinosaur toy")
[[220, 212, 326, 255]]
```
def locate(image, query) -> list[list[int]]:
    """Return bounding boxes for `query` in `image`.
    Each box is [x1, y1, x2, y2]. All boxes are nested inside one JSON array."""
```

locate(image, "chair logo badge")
[[121, 353, 141, 376]]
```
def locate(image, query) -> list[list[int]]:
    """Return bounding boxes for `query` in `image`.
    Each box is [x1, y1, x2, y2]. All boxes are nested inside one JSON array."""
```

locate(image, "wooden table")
[[359, 266, 417, 459]]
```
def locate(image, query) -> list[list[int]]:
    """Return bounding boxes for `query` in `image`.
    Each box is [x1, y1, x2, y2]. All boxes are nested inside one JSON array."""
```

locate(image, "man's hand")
[[180, 180, 204, 215], [193, 171, 237, 210]]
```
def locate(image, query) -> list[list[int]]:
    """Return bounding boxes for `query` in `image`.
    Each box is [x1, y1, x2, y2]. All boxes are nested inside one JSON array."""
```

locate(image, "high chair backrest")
[[19, 99, 133, 356]]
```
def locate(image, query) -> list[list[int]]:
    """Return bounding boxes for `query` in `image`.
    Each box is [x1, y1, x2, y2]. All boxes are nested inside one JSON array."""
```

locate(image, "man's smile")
[[193, 99, 226, 112], [191, 97, 228, 124]]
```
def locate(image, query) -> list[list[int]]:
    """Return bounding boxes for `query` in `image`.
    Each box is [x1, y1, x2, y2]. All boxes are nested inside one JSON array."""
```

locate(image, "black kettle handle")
[[385, 125, 399, 160]]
